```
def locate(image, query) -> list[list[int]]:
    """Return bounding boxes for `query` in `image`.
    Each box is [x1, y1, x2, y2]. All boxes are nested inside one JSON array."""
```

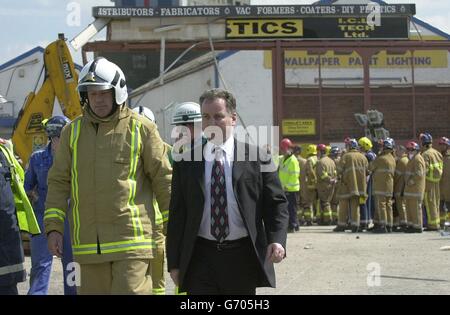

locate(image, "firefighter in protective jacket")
[[44, 58, 172, 294]]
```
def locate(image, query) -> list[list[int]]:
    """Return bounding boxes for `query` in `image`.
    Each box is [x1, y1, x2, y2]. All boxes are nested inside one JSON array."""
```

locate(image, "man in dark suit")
[[167, 88, 289, 295]]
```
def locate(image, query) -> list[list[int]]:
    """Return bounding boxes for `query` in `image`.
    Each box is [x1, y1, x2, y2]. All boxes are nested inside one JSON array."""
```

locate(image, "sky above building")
[[0, 0, 449, 66]]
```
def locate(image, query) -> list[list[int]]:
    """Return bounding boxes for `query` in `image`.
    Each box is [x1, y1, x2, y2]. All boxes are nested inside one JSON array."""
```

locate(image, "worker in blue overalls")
[[24, 116, 76, 295]]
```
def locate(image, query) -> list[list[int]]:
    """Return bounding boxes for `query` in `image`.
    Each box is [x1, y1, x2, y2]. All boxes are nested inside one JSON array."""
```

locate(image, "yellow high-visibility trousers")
[[303, 188, 318, 222], [297, 190, 308, 223], [439, 200, 450, 227], [424, 182, 440, 229], [405, 197, 423, 229], [150, 231, 166, 295], [317, 185, 334, 224], [78, 259, 152, 295], [331, 190, 339, 222], [338, 197, 360, 227], [375, 196, 393, 227], [395, 196, 407, 226]]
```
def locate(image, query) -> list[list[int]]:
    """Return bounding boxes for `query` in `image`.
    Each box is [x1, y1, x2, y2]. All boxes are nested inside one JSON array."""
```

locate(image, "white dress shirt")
[[198, 136, 248, 241]]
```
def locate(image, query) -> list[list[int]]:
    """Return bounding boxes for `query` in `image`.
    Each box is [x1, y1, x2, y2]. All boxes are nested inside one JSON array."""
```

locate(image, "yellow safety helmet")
[[325, 145, 331, 156], [358, 137, 373, 151], [306, 144, 317, 156]]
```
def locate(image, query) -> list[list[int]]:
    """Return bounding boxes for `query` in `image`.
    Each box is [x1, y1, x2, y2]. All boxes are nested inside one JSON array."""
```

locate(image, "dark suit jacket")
[[167, 140, 289, 291]]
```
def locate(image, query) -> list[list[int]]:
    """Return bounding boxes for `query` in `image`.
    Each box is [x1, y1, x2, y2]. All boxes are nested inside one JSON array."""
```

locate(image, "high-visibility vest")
[[422, 147, 443, 183], [0, 144, 40, 235], [158, 143, 172, 226], [278, 154, 300, 192]]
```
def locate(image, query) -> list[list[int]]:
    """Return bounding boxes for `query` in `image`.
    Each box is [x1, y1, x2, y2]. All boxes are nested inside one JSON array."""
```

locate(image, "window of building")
[[132, 54, 148, 69]]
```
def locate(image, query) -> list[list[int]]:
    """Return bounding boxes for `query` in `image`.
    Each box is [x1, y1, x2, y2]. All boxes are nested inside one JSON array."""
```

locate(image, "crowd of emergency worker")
[[277, 135, 450, 234], [1, 58, 289, 295], [1, 57, 449, 295]]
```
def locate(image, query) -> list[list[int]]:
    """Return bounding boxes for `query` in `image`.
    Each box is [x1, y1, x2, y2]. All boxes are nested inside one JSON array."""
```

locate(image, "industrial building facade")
[[79, 0, 450, 144]]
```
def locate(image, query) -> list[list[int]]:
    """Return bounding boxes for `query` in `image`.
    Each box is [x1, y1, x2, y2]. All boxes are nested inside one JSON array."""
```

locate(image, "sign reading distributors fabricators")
[[93, 4, 415, 18], [93, 4, 414, 40]]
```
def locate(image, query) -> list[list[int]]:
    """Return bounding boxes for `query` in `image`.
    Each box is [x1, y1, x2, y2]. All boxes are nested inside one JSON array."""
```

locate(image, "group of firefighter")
[[277, 133, 450, 234]]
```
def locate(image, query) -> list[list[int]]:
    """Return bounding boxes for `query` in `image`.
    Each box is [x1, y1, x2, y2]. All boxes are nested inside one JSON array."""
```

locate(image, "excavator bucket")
[[11, 81, 55, 166]]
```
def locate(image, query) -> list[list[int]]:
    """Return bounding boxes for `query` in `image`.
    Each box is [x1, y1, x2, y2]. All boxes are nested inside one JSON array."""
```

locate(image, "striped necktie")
[[210, 147, 229, 242]]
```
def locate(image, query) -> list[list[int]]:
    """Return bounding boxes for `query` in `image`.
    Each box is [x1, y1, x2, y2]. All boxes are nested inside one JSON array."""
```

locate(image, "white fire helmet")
[[77, 57, 128, 105], [171, 102, 202, 125]]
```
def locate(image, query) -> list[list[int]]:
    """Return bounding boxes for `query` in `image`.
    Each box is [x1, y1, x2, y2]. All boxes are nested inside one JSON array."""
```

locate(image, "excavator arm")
[[11, 34, 82, 166]]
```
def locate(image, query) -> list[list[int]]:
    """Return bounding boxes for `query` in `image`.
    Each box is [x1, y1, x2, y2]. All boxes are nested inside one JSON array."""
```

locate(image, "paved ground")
[[18, 226, 450, 295]]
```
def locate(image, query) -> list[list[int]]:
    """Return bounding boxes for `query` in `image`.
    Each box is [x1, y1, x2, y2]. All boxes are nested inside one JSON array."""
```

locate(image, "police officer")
[[25, 116, 76, 295], [0, 138, 40, 294]]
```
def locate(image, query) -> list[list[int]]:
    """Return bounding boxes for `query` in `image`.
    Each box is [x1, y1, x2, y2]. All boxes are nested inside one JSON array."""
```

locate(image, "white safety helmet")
[[77, 57, 128, 105], [171, 102, 202, 125], [132, 106, 155, 123]]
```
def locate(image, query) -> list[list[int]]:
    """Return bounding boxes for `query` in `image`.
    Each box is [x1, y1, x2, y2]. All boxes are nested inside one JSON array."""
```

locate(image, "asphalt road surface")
[[18, 226, 450, 295]]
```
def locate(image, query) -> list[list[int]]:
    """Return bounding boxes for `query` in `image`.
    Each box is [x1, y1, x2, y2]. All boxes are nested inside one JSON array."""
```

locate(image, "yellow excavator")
[[11, 34, 82, 166]]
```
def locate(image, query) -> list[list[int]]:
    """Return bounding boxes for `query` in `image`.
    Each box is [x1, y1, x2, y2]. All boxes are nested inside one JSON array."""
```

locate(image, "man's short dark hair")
[[199, 88, 236, 114]]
